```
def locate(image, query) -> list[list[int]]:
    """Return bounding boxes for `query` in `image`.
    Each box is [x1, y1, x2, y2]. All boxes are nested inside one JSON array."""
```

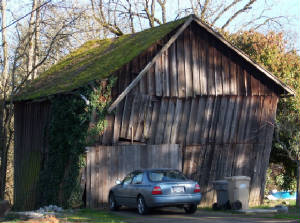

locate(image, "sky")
[[3, 0, 300, 51]]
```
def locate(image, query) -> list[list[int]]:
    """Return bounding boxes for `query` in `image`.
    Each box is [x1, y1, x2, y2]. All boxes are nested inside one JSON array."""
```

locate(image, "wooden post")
[[296, 160, 300, 209], [131, 126, 133, 144]]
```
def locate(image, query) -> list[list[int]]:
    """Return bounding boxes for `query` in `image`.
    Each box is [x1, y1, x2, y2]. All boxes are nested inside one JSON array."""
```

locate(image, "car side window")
[[122, 173, 133, 185], [132, 172, 144, 184]]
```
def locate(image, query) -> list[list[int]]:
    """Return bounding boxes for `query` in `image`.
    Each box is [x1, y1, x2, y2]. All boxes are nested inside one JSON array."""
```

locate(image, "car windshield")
[[148, 170, 187, 182]]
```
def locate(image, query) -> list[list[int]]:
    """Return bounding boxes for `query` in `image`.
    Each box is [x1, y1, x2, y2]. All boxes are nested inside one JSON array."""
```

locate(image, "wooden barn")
[[14, 15, 295, 210]]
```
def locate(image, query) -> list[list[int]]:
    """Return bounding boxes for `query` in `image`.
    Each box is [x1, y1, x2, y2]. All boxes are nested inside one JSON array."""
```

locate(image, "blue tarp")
[[271, 191, 296, 199]]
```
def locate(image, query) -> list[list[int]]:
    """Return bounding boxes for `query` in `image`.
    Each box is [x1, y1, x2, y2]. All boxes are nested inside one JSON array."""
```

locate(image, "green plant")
[[37, 76, 117, 208]]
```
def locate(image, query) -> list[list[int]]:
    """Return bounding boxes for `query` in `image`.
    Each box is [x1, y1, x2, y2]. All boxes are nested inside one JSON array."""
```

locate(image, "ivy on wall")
[[38, 76, 116, 208]]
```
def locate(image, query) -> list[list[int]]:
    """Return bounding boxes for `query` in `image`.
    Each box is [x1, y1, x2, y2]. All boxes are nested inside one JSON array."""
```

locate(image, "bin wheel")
[[223, 200, 231, 210], [231, 200, 242, 210], [212, 203, 220, 211]]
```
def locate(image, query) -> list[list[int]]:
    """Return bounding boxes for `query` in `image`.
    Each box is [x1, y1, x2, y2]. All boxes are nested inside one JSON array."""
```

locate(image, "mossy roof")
[[16, 17, 188, 101]]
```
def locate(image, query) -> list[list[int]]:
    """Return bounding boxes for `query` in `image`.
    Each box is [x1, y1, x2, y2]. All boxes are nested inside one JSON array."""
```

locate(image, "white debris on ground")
[[11, 205, 64, 219], [37, 205, 63, 213]]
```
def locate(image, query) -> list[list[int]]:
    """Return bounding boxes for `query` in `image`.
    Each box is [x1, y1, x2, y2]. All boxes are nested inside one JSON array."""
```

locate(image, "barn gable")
[[108, 16, 294, 113]]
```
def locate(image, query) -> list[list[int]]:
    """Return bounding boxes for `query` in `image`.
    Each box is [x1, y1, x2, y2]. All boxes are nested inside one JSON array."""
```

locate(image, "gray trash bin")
[[212, 180, 229, 208], [225, 176, 251, 210]]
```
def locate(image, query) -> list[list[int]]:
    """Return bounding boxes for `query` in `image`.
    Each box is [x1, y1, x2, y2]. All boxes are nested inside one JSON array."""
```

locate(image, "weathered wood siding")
[[86, 144, 182, 208], [14, 101, 51, 210], [99, 22, 280, 206], [114, 23, 279, 98]]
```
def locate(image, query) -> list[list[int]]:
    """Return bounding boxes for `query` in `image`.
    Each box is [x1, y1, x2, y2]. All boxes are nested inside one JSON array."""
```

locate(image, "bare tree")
[[0, 0, 93, 200]]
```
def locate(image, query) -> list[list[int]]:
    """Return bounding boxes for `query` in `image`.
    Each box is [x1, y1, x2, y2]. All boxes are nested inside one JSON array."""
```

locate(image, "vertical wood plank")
[[90, 148, 96, 208], [229, 60, 237, 95], [147, 66, 155, 95], [245, 69, 252, 96], [207, 43, 216, 95], [208, 96, 221, 143], [222, 97, 236, 143], [186, 98, 198, 145], [191, 29, 200, 95], [215, 97, 228, 144], [142, 97, 153, 141], [184, 27, 193, 97], [134, 95, 148, 141], [149, 101, 160, 144], [200, 97, 214, 144], [237, 96, 251, 142], [169, 43, 178, 97], [170, 99, 183, 144], [214, 48, 223, 95], [163, 99, 175, 144], [192, 97, 206, 144], [155, 99, 168, 144], [221, 54, 230, 95], [251, 73, 260, 95], [229, 96, 243, 143], [177, 34, 186, 97], [163, 51, 170, 97], [177, 99, 191, 145], [199, 35, 207, 95], [86, 148, 91, 208], [155, 57, 163, 96]]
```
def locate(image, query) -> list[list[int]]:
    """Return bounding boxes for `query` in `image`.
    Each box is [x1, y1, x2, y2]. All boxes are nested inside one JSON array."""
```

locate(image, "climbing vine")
[[38, 76, 117, 208], [88, 76, 117, 141]]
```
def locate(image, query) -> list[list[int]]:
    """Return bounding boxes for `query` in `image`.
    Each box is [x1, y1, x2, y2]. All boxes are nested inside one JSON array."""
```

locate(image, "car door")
[[126, 171, 144, 207], [115, 172, 134, 206]]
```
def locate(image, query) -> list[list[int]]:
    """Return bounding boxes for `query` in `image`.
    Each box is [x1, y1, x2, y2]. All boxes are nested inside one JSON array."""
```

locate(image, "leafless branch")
[[221, 0, 257, 30]]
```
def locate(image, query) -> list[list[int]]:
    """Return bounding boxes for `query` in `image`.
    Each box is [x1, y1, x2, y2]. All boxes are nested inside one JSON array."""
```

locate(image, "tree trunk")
[[296, 160, 300, 209], [1, 0, 9, 82], [0, 103, 8, 200], [27, 0, 38, 80]]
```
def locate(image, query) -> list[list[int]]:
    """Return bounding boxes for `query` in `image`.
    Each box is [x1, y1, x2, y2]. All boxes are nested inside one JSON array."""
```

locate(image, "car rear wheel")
[[109, 193, 120, 211], [137, 196, 149, 215], [184, 204, 197, 214]]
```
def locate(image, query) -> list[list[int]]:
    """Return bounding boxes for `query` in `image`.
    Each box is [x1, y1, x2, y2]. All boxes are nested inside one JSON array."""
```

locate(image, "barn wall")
[[86, 144, 182, 208], [100, 22, 280, 206], [14, 101, 51, 210]]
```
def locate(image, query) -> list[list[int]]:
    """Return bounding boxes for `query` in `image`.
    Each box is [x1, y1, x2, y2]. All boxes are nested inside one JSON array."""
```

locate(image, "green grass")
[[59, 209, 125, 222], [197, 200, 300, 220], [0, 209, 125, 223]]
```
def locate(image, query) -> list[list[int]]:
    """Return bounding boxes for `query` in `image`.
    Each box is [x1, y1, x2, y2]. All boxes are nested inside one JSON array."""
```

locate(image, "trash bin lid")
[[212, 180, 228, 185], [224, 176, 250, 181]]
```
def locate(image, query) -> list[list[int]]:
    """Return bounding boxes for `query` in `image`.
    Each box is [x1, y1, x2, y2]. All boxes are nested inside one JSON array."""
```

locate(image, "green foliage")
[[88, 76, 117, 141], [38, 87, 92, 208], [38, 76, 116, 208], [15, 17, 187, 101]]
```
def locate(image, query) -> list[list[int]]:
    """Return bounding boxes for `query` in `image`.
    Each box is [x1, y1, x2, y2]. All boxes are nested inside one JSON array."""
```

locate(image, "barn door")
[[86, 144, 182, 208]]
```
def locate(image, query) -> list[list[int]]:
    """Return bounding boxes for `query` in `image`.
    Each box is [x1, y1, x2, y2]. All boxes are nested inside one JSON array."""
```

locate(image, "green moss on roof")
[[16, 17, 188, 101]]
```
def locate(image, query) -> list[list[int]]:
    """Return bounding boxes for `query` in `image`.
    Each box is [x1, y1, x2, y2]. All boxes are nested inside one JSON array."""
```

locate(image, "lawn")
[[0, 209, 125, 223], [197, 199, 300, 220]]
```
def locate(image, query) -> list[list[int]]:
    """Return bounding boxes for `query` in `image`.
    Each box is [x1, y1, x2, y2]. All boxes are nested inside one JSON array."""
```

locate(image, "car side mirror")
[[115, 180, 121, 185]]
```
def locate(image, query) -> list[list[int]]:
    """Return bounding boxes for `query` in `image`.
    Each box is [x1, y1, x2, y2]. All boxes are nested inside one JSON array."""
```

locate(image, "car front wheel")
[[184, 204, 197, 214], [137, 196, 149, 215], [109, 193, 120, 211]]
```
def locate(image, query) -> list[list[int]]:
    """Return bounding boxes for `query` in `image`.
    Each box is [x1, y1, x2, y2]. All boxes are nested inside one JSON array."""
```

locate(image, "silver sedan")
[[108, 169, 202, 215]]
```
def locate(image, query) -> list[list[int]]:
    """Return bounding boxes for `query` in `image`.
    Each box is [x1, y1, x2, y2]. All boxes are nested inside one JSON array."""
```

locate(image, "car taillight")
[[152, 186, 162, 195], [194, 184, 200, 193]]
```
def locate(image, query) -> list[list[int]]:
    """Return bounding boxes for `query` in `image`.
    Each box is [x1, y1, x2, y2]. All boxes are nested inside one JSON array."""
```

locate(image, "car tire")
[[184, 204, 197, 214], [137, 196, 149, 215], [109, 193, 120, 211]]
